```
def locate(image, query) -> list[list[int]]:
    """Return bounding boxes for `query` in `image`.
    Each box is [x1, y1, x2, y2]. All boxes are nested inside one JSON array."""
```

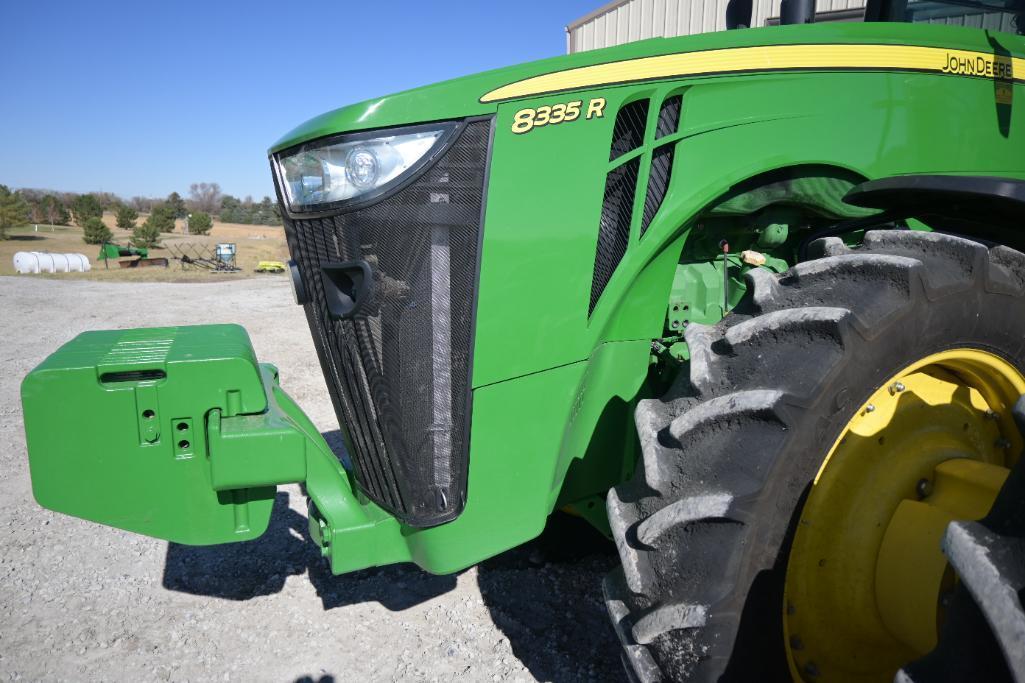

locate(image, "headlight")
[[275, 123, 458, 211]]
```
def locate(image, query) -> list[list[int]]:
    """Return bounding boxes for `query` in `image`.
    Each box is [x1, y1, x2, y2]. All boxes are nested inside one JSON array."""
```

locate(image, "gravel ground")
[[0, 275, 622, 683]]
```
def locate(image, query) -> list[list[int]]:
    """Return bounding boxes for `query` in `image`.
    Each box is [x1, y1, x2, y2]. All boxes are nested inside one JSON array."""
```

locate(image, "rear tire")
[[606, 230, 1025, 682]]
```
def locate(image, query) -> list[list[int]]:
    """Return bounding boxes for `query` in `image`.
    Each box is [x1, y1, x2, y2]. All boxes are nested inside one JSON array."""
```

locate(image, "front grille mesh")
[[285, 120, 490, 526]]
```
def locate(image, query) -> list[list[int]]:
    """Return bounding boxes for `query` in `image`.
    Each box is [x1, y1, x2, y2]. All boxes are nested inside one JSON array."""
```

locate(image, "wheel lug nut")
[[804, 661, 820, 678], [790, 635, 804, 650], [996, 437, 1012, 449], [865, 403, 875, 413], [889, 381, 906, 394], [985, 409, 1000, 420]]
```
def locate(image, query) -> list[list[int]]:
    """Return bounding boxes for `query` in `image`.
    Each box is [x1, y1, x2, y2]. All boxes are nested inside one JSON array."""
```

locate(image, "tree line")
[[0, 182, 282, 246]]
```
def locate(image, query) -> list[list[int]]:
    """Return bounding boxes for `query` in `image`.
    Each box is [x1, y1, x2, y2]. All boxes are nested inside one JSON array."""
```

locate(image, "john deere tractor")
[[21, 0, 1025, 679]]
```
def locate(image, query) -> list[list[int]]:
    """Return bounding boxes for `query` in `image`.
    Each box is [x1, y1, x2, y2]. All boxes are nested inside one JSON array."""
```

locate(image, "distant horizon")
[[8, 184, 277, 204], [1, 2, 598, 199]]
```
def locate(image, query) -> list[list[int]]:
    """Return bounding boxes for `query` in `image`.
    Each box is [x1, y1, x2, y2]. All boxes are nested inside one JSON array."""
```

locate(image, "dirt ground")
[[0, 275, 621, 682], [1, 215, 289, 282]]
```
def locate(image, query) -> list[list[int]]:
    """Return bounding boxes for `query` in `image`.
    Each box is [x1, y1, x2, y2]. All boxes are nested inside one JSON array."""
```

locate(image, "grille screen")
[[655, 95, 682, 139], [609, 99, 649, 161], [590, 157, 640, 314], [284, 120, 490, 527], [641, 144, 674, 236]]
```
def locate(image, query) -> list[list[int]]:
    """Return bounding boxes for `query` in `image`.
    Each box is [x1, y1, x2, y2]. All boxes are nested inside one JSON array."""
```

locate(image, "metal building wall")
[[565, 0, 1012, 52], [915, 10, 1015, 31], [566, 0, 867, 52]]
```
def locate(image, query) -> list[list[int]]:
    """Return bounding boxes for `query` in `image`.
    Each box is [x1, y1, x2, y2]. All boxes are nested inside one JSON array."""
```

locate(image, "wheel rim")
[[783, 349, 1025, 682]]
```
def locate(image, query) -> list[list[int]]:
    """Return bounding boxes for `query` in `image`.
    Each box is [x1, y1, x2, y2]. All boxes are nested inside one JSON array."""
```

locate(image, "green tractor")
[[21, 0, 1025, 679]]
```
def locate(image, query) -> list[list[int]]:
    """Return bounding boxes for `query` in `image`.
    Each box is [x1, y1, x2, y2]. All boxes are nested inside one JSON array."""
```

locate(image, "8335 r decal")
[[511, 98, 606, 134]]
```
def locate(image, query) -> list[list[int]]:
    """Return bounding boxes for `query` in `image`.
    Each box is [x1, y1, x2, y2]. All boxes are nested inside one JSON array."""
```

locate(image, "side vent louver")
[[591, 94, 681, 313], [655, 95, 682, 139], [640, 144, 674, 236], [590, 157, 640, 315], [609, 99, 650, 161]]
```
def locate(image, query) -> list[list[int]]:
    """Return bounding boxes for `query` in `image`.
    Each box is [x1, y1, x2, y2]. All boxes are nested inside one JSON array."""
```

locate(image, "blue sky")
[[0, 1, 599, 200]]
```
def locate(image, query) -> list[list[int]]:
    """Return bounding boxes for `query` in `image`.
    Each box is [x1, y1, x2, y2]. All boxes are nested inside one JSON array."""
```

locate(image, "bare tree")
[[92, 191, 122, 209], [43, 196, 61, 225], [131, 196, 159, 212], [188, 182, 223, 214]]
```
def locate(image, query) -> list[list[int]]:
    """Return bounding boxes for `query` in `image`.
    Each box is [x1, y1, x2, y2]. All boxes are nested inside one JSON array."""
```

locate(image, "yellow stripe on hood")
[[480, 43, 1025, 103]]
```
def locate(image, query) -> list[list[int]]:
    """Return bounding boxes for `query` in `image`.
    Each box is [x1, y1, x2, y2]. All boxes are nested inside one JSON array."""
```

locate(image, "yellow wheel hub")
[[783, 349, 1024, 682]]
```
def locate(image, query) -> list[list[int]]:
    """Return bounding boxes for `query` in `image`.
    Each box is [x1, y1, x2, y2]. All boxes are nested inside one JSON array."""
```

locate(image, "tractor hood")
[[270, 22, 1021, 153]]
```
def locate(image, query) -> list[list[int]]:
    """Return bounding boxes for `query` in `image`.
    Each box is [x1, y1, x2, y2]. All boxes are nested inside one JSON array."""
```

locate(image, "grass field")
[[1, 212, 289, 282]]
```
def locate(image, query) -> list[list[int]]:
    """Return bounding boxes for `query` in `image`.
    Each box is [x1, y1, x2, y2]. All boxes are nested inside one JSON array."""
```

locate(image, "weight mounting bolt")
[[916, 478, 932, 499]]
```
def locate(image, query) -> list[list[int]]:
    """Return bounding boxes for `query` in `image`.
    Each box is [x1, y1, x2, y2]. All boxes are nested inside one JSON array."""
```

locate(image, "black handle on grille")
[[320, 260, 373, 319]]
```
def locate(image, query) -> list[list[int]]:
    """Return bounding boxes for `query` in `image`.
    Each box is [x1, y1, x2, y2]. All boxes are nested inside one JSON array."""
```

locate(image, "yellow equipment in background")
[[255, 260, 286, 273]]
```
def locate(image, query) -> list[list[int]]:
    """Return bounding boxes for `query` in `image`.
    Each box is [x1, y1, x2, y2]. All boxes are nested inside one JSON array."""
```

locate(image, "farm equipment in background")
[[21, 0, 1025, 680], [98, 242, 168, 269], [255, 260, 286, 273], [164, 242, 241, 273]]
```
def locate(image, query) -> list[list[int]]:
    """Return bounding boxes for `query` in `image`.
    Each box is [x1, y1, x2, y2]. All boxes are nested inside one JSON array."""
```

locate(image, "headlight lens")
[[276, 124, 457, 211]]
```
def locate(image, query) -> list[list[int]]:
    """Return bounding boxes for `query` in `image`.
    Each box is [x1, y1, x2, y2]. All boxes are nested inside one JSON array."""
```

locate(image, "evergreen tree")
[[189, 211, 213, 235], [165, 192, 187, 219], [219, 195, 242, 223], [145, 204, 176, 233], [216, 194, 281, 226], [131, 221, 160, 248], [82, 217, 112, 245], [71, 194, 103, 226], [115, 205, 138, 230], [0, 185, 29, 239], [257, 196, 276, 225]]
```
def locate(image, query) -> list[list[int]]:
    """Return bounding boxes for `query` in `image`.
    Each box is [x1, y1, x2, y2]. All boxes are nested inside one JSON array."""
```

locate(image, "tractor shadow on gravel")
[[160, 428, 461, 607], [162, 490, 457, 610], [163, 430, 459, 610], [476, 514, 624, 682], [162, 431, 623, 680]]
